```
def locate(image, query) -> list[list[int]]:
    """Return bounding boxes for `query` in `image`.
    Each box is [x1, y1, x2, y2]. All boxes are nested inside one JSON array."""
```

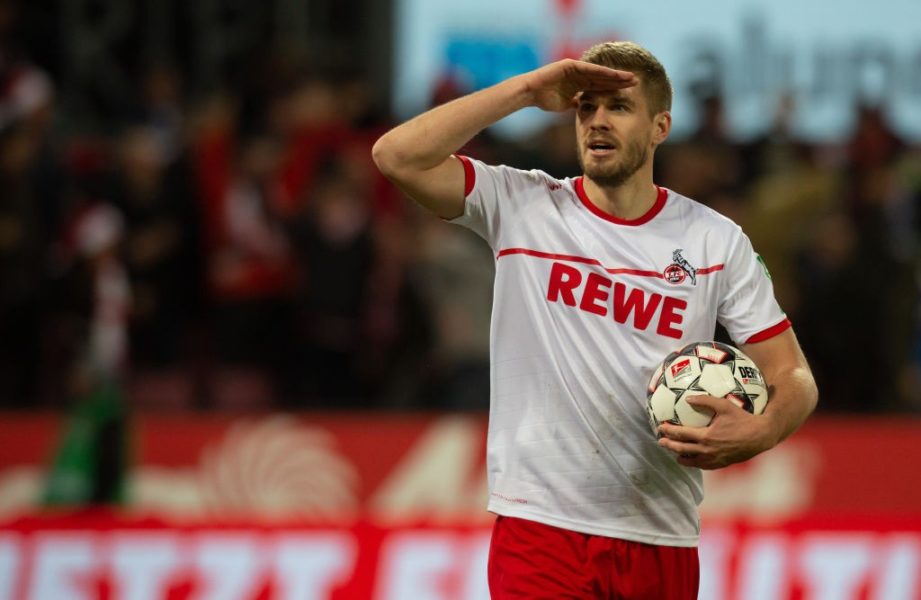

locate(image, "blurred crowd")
[[657, 97, 921, 413], [0, 25, 497, 413], [1, 17, 920, 415]]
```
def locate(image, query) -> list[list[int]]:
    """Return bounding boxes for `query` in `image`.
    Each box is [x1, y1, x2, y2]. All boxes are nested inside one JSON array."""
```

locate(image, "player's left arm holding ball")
[[658, 331, 818, 469]]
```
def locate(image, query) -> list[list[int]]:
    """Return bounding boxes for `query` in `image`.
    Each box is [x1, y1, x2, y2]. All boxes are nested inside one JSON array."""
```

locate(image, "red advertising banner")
[[2, 413, 921, 598], [0, 514, 491, 600], [2, 413, 920, 522], [1, 514, 920, 600]]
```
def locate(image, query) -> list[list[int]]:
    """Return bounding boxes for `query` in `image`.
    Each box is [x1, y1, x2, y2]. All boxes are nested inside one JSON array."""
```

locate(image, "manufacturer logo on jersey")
[[664, 249, 697, 285]]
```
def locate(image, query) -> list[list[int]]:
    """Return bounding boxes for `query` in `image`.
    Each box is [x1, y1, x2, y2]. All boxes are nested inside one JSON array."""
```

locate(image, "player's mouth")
[[586, 140, 617, 157]]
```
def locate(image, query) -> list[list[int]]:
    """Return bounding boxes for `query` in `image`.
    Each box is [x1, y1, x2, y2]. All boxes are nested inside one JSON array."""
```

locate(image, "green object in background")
[[44, 379, 128, 506]]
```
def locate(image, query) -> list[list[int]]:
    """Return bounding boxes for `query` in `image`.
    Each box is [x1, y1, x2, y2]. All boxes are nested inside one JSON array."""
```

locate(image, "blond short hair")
[[580, 41, 672, 116]]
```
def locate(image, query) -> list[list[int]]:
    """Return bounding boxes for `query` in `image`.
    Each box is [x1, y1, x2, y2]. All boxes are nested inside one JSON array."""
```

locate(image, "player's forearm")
[[372, 75, 533, 175], [760, 366, 818, 448]]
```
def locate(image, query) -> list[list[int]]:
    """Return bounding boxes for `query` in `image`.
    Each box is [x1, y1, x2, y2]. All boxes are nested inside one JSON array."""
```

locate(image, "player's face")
[[574, 84, 664, 188]]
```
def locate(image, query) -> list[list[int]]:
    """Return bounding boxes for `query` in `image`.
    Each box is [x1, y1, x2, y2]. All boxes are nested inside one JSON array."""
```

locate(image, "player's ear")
[[652, 111, 671, 146]]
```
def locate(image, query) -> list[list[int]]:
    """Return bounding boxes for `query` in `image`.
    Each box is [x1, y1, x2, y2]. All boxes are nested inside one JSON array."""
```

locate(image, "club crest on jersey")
[[664, 249, 697, 285]]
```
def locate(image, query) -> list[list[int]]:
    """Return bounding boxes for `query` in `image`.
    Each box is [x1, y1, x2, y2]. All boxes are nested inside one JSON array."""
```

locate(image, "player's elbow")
[[788, 364, 819, 422], [371, 134, 404, 180], [804, 370, 819, 414]]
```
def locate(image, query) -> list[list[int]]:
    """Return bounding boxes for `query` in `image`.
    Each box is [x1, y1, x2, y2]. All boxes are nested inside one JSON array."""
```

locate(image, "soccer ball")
[[646, 341, 768, 433]]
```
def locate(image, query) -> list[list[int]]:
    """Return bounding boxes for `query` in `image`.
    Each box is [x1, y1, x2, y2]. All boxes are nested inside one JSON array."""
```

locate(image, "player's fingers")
[[578, 74, 638, 92], [571, 61, 637, 81], [684, 394, 731, 413], [676, 454, 716, 469], [680, 452, 728, 470], [658, 423, 705, 443], [564, 62, 637, 88], [657, 436, 701, 456]]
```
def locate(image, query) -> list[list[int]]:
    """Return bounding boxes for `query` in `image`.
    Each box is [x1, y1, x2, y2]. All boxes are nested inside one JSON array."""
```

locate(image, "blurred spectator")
[[847, 105, 905, 174], [739, 92, 801, 184], [109, 126, 202, 368], [71, 203, 132, 384], [827, 107, 917, 412], [0, 11, 59, 408], [43, 204, 130, 506], [133, 64, 186, 164], [743, 143, 840, 315], [269, 78, 349, 217], [410, 214, 494, 411], [0, 2, 53, 134], [288, 170, 376, 405], [285, 161, 437, 409], [657, 95, 744, 206], [191, 97, 298, 407], [42, 202, 131, 405], [0, 121, 61, 407], [794, 209, 915, 412]]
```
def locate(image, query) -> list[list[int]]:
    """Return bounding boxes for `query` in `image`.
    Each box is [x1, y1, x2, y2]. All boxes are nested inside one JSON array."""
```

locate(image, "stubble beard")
[[578, 138, 649, 189]]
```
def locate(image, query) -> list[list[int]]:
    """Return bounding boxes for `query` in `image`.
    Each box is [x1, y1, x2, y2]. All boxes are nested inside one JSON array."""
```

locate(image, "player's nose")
[[588, 116, 612, 131], [586, 106, 614, 127]]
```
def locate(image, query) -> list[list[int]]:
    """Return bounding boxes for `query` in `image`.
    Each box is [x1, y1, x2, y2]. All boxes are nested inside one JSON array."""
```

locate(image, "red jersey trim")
[[455, 154, 475, 197], [745, 318, 792, 344], [574, 179, 668, 226], [697, 265, 725, 275], [496, 247, 724, 279]]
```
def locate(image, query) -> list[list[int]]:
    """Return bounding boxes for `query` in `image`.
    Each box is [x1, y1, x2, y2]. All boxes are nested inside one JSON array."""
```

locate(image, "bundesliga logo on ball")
[[646, 341, 768, 434]]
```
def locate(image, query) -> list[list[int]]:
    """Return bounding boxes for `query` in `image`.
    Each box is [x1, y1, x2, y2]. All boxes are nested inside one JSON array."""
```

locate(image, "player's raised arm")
[[371, 59, 637, 219]]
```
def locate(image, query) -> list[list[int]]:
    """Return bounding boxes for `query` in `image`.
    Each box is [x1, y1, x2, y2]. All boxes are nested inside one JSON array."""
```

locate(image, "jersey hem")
[[487, 504, 700, 548]]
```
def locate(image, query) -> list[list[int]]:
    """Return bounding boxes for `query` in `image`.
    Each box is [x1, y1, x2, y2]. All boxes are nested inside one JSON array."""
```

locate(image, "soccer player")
[[373, 41, 818, 599]]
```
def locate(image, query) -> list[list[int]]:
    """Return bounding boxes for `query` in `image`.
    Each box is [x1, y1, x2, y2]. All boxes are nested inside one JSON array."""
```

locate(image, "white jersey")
[[452, 156, 789, 547]]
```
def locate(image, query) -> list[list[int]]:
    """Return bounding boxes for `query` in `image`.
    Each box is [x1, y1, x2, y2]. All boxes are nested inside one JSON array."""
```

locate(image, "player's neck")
[[582, 172, 658, 221]]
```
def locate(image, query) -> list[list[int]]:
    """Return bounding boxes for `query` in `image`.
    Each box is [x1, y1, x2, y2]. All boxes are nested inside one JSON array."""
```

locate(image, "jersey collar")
[[574, 177, 668, 226]]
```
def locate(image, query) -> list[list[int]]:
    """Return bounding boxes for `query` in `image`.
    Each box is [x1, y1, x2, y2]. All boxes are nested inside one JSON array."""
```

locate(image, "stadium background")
[[0, 0, 920, 598]]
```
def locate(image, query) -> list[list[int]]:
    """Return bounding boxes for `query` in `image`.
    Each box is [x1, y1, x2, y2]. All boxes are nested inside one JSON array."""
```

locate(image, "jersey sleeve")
[[449, 155, 546, 250], [718, 229, 791, 345]]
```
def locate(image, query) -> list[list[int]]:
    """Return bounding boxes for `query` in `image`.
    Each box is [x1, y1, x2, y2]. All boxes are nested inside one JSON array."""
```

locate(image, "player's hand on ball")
[[657, 394, 777, 470], [522, 59, 637, 113]]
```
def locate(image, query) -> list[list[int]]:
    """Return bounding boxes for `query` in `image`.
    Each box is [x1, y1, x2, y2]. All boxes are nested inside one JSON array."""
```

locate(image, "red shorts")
[[488, 515, 699, 599]]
